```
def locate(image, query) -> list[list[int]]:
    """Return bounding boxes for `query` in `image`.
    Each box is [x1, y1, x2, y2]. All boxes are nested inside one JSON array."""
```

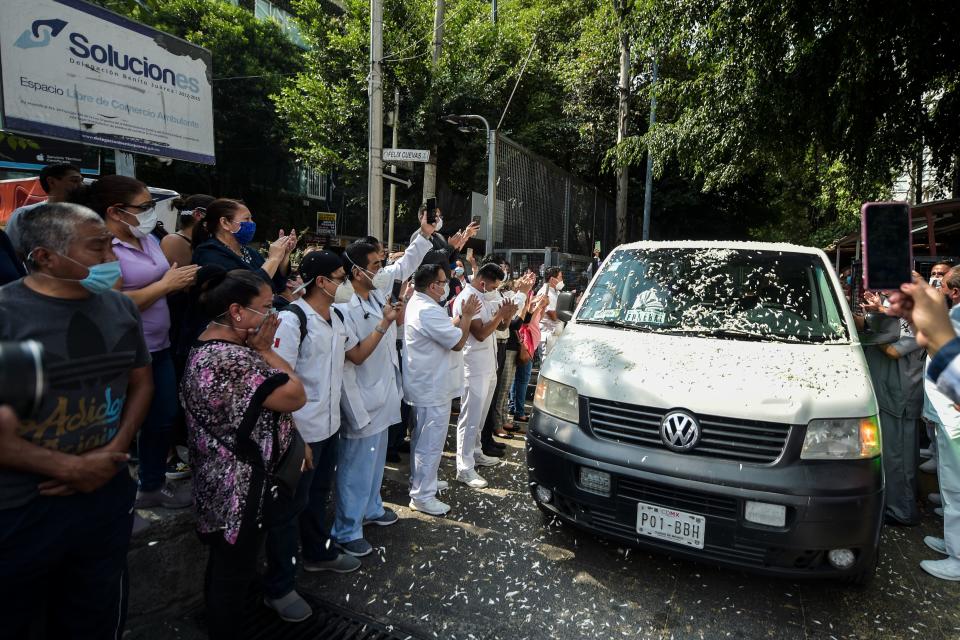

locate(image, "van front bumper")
[[526, 411, 884, 579]]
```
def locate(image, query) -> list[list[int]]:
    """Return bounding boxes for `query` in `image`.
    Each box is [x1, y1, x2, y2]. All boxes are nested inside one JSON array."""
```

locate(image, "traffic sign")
[[382, 174, 413, 188], [382, 148, 430, 163]]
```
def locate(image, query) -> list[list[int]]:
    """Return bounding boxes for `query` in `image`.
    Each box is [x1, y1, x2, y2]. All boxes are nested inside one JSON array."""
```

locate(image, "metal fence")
[[494, 133, 616, 256]]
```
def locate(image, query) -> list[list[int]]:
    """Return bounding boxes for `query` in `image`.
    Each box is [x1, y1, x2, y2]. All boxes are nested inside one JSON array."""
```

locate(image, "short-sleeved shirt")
[[0, 281, 151, 510], [403, 291, 464, 407], [537, 284, 560, 341], [272, 299, 358, 443], [180, 340, 295, 544], [113, 235, 171, 352], [452, 284, 497, 376]]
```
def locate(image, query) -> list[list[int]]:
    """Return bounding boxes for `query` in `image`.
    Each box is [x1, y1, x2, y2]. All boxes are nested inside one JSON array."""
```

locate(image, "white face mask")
[[554, 280, 565, 291], [121, 207, 158, 239], [435, 217, 443, 232], [371, 268, 393, 290], [334, 279, 355, 303], [483, 290, 500, 302]]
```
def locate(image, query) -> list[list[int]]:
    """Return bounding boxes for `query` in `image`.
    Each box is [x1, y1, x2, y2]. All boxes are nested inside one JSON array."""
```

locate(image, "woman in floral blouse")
[[180, 268, 306, 639]]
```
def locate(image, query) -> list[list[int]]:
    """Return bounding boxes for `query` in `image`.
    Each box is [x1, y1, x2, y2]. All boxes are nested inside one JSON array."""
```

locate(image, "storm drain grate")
[[193, 594, 427, 640]]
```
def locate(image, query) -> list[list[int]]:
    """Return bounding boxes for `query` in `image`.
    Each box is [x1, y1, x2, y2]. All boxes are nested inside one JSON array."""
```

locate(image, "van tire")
[[847, 546, 879, 586]]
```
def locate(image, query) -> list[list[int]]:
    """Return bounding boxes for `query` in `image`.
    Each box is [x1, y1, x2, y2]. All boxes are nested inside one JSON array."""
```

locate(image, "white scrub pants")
[[456, 372, 497, 474], [331, 429, 388, 543], [937, 418, 960, 560], [409, 403, 452, 502]]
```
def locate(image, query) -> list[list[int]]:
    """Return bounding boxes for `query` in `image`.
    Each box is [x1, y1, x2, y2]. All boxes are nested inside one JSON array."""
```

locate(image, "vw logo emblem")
[[660, 411, 701, 452]]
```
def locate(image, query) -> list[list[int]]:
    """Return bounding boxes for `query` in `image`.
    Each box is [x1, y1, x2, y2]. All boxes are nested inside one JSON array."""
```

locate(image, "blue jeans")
[[513, 357, 534, 418], [0, 470, 136, 640], [138, 348, 178, 492], [263, 433, 339, 599]]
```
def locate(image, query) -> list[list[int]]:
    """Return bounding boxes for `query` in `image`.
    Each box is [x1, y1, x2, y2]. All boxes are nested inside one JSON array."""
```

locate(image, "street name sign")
[[382, 148, 430, 163]]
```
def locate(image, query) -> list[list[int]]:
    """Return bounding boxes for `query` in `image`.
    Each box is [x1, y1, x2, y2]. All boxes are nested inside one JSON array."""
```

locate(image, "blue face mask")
[[29, 250, 122, 295], [232, 221, 256, 245]]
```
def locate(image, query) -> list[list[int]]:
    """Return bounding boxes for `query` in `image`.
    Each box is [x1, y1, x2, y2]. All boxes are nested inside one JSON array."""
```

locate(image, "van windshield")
[[576, 248, 849, 343]]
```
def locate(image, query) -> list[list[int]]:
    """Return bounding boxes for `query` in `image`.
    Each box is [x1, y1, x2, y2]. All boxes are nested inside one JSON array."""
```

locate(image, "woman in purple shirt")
[[80, 176, 200, 508]]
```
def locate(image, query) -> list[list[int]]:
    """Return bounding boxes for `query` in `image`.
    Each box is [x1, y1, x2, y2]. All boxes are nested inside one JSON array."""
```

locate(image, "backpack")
[[284, 303, 344, 347], [517, 323, 535, 365]]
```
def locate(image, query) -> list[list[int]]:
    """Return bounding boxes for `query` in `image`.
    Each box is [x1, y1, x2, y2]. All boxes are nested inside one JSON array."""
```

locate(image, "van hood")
[[542, 323, 877, 425]]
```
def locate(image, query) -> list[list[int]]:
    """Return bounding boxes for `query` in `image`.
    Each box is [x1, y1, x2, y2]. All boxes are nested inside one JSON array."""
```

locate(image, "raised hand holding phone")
[[861, 202, 912, 291]]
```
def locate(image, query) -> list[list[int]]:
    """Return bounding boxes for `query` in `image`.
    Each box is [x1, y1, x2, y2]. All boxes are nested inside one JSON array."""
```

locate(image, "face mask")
[[244, 306, 277, 330], [931, 277, 943, 288], [454, 267, 465, 278], [370, 269, 392, 290], [555, 280, 565, 291], [30, 250, 122, 294], [483, 290, 500, 302], [120, 207, 158, 239], [435, 217, 443, 232], [434, 281, 449, 300], [231, 221, 256, 245]]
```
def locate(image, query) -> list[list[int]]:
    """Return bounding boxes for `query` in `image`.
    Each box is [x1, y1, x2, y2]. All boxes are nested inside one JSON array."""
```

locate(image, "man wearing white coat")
[[451, 263, 520, 489], [331, 215, 436, 556], [404, 264, 481, 516]]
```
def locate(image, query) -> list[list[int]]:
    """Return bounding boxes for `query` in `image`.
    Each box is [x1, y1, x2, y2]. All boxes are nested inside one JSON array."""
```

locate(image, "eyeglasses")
[[121, 200, 159, 213], [325, 275, 346, 285]]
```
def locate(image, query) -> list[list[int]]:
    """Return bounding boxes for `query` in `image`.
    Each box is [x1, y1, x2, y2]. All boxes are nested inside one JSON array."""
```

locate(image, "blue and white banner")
[[0, 0, 215, 164]]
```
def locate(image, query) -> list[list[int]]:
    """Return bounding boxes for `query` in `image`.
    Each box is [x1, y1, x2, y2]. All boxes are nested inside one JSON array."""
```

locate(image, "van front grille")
[[586, 398, 792, 464]]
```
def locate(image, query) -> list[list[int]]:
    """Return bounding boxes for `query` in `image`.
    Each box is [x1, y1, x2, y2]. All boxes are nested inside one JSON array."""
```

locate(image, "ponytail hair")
[[193, 198, 245, 246], [197, 267, 266, 319], [71, 175, 147, 218]]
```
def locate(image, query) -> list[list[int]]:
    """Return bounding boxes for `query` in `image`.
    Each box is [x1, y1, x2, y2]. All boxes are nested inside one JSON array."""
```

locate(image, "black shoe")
[[386, 450, 401, 463], [482, 446, 505, 458], [490, 441, 506, 450], [398, 440, 411, 453]]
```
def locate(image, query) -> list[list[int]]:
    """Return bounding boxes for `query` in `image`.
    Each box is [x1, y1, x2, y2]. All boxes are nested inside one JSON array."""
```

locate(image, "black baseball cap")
[[294, 250, 343, 293]]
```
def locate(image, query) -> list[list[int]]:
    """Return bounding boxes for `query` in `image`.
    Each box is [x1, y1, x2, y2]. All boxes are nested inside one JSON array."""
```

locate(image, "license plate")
[[624, 309, 666, 324], [636, 502, 706, 549]]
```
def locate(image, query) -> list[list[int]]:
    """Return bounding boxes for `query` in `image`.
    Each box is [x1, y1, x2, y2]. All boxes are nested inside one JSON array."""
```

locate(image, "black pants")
[[388, 339, 412, 454], [481, 340, 508, 447], [202, 527, 265, 640], [0, 470, 136, 640]]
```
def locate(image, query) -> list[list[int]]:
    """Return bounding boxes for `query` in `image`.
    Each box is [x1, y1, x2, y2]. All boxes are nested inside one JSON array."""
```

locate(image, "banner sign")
[[0, 133, 100, 174], [0, 0, 215, 164], [316, 212, 336, 236]]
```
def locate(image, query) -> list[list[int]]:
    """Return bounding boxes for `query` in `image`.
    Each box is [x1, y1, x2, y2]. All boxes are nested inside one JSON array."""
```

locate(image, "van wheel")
[[847, 546, 879, 586]]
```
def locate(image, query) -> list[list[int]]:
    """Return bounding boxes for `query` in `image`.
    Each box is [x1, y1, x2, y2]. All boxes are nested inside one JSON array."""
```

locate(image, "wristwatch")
[[375, 325, 387, 335]]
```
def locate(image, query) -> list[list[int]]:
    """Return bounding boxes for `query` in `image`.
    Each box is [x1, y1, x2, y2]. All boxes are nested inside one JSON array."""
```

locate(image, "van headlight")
[[533, 377, 579, 423], [800, 416, 881, 460]]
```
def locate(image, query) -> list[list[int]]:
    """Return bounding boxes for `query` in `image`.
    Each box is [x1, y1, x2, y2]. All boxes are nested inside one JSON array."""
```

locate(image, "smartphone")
[[390, 278, 402, 303], [471, 215, 481, 226], [861, 202, 912, 291], [425, 197, 437, 225], [466, 247, 474, 261]]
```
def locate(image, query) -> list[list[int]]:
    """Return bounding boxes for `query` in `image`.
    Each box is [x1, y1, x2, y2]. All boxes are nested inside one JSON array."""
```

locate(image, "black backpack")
[[283, 303, 344, 347]]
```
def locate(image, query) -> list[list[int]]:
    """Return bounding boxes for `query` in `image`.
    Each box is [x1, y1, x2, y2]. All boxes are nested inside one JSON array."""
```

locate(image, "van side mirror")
[[557, 291, 575, 323], [858, 313, 902, 346]]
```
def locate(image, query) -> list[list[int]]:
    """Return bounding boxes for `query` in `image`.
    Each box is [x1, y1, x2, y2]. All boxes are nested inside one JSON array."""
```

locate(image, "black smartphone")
[[391, 278, 403, 303], [861, 202, 912, 291], [425, 197, 437, 225], [471, 215, 481, 226]]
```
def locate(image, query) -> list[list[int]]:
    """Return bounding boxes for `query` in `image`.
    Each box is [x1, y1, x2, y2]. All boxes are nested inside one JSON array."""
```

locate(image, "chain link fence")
[[493, 133, 616, 257]]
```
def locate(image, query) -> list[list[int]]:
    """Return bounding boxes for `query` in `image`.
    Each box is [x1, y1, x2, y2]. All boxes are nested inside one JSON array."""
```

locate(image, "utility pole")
[[614, 2, 631, 244], [368, 0, 385, 239], [491, 0, 497, 23], [422, 0, 444, 205], [642, 56, 657, 241], [388, 87, 400, 251]]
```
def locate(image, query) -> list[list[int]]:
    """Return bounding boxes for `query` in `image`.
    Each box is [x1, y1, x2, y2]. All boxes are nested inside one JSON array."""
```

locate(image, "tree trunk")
[[422, 0, 445, 204], [615, 15, 630, 244]]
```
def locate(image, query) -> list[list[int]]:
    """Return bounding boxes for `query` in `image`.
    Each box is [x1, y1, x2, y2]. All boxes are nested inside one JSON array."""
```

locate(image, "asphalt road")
[[132, 427, 960, 640]]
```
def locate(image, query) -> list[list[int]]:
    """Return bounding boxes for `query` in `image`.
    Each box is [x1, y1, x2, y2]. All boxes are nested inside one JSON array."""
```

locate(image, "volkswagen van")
[[527, 242, 883, 582]]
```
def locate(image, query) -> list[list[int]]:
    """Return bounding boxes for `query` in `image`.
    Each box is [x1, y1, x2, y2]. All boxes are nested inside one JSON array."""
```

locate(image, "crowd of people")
[[0, 165, 569, 638], [847, 261, 960, 582]]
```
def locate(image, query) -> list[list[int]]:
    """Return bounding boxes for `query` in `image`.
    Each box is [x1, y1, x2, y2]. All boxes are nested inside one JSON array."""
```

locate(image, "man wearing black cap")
[[262, 250, 398, 623]]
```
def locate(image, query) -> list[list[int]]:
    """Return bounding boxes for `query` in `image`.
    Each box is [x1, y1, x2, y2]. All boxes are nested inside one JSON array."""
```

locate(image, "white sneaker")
[[456, 469, 488, 489], [409, 497, 450, 516], [920, 458, 938, 474], [474, 453, 501, 467], [920, 557, 960, 581], [436, 480, 449, 491], [928, 492, 943, 506], [925, 536, 948, 555]]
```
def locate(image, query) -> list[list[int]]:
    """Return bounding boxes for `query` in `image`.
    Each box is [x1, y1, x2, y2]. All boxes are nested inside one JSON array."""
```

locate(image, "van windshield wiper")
[[577, 319, 656, 332], [658, 328, 793, 343]]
